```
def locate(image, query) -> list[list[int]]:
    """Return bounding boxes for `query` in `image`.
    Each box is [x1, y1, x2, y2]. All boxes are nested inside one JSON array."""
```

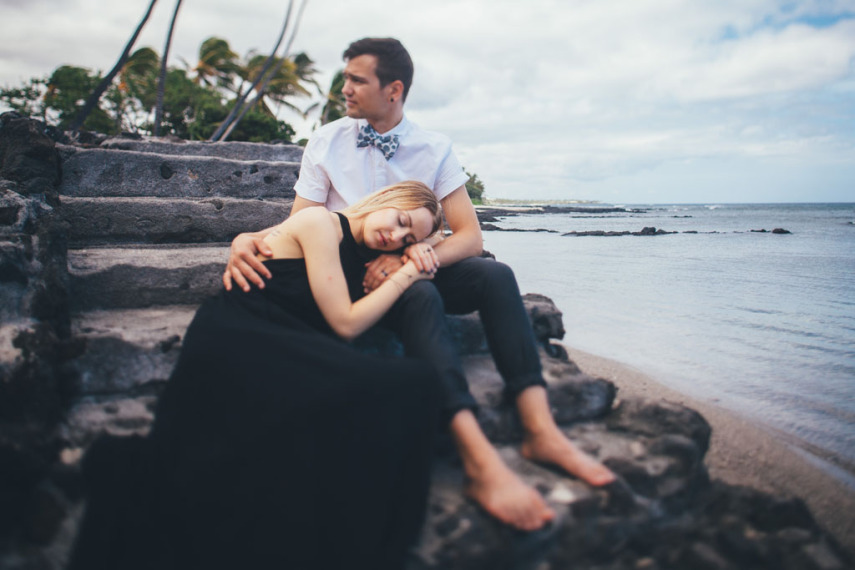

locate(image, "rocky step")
[[66, 295, 567, 396], [57, 145, 299, 199], [61, 196, 292, 245], [53, 350, 850, 570], [61, 346, 618, 450], [100, 136, 303, 163], [68, 244, 228, 311], [68, 305, 196, 395]]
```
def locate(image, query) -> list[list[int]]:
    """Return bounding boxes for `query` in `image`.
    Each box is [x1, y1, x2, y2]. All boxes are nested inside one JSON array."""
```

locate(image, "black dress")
[[70, 214, 439, 570]]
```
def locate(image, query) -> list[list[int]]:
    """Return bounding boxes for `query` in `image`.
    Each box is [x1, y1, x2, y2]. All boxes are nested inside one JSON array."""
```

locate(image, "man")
[[223, 38, 614, 531]]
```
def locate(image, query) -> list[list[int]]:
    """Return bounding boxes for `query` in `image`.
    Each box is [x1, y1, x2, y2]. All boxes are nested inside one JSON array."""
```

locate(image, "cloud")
[[1, 0, 853, 202]]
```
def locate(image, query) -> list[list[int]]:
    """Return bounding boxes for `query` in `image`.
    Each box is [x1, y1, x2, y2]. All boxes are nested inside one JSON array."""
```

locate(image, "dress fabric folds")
[[69, 214, 439, 570]]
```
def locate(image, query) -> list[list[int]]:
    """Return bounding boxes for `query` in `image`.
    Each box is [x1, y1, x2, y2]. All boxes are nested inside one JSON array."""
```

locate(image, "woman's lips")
[[379, 232, 387, 247]]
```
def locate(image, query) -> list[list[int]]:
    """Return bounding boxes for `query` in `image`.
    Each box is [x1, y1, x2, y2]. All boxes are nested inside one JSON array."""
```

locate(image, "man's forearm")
[[432, 228, 483, 267]]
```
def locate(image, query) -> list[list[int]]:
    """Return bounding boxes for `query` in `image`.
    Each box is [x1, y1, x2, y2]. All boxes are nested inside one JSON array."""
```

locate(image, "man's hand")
[[403, 243, 440, 274], [223, 233, 274, 292], [363, 254, 405, 293]]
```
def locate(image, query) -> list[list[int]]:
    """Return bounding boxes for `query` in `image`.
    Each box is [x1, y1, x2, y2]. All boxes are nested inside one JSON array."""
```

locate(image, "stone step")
[[99, 136, 303, 163], [57, 145, 299, 199], [61, 196, 292, 245], [65, 296, 566, 396], [65, 307, 488, 396], [68, 305, 196, 396], [68, 244, 228, 311]]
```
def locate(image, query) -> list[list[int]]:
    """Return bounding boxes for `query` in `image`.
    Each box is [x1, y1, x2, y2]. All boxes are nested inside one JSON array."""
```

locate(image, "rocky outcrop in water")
[[0, 116, 850, 569]]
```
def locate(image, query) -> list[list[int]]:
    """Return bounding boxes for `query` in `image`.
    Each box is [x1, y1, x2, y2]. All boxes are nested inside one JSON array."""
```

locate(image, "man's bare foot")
[[521, 426, 616, 486], [464, 459, 556, 531]]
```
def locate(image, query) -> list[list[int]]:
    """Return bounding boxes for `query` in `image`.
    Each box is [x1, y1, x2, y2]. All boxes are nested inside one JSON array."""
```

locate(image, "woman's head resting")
[[342, 181, 443, 251]]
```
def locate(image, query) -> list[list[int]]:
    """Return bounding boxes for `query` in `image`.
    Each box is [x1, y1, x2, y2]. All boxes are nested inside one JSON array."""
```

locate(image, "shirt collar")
[[358, 115, 410, 138]]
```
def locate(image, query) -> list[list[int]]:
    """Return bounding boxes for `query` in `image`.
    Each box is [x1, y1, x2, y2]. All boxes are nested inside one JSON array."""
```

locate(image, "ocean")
[[481, 203, 855, 484]]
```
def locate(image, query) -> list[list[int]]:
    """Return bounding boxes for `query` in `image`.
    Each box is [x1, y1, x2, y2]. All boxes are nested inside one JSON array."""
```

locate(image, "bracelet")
[[388, 271, 414, 294]]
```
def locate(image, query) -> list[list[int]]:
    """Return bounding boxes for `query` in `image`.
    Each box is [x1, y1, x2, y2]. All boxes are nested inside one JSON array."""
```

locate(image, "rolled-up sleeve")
[[434, 146, 470, 201]]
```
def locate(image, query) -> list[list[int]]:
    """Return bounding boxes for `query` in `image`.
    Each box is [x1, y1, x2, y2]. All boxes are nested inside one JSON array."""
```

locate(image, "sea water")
[[482, 203, 855, 479]]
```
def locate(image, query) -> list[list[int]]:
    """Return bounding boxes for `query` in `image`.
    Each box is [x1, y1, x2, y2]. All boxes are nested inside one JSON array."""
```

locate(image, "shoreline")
[[564, 345, 855, 555]]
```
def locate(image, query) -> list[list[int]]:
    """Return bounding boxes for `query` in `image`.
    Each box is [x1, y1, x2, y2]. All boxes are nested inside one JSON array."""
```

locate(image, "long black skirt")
[[69, 292, 440, 570]]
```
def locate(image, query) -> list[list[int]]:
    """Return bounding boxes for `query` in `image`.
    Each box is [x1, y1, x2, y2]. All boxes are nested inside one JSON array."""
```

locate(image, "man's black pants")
[[381, 256, 546, 419]]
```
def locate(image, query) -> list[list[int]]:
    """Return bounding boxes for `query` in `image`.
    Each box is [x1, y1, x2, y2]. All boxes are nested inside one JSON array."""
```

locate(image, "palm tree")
[[70, 0, 159, 133], [154, 0, 184, 136], [111, 47, 160, 132], [211, 0, 306, 141], [189, 37, 241, 94]]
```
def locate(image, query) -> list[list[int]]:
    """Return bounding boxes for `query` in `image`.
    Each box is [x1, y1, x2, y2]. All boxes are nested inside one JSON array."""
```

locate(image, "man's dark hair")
[[343, 38, 414, 101]]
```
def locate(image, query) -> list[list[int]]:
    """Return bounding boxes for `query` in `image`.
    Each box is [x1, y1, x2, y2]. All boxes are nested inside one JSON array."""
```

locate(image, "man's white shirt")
[[293, 116, 470, 210]]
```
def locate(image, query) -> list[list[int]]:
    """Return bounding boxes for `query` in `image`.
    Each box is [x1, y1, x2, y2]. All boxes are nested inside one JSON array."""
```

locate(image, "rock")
[[100, 135, 303, 163], [0, 112, 61, 199], [606, 398, 712, 454], [796, 541, 847, 570], [67, 245, 229, 310], [61, 196, 293, 245], [57, 145, 299, 200], [523, 293, 566, 343], [561, 227, 678, 237], [772, 228, 791, 234]]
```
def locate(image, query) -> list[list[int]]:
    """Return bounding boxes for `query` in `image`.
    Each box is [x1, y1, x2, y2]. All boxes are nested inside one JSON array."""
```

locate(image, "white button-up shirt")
[[293, 116, 469, 210]]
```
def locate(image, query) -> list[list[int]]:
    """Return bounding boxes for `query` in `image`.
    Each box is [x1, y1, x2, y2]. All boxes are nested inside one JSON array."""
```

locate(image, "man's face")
[[342, 54, 395, 124]]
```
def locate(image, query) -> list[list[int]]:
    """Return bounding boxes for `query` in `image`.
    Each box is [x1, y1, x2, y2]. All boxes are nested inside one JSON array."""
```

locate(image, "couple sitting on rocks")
[[71, 37, 615, 569]]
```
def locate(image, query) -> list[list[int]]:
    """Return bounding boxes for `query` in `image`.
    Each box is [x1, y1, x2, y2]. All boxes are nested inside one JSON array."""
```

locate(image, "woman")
[[70, 182, 444, 570]]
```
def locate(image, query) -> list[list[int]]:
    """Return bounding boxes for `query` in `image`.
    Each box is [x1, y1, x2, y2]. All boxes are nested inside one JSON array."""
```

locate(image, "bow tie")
[[356, 123, 399, 160]]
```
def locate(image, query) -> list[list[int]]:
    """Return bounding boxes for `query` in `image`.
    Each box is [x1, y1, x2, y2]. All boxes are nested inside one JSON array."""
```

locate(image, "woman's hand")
[[403, 243, 440, 275]]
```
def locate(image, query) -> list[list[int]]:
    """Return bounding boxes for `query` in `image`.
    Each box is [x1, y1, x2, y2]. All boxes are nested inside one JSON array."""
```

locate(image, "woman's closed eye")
[[400, 213, 416, 245]]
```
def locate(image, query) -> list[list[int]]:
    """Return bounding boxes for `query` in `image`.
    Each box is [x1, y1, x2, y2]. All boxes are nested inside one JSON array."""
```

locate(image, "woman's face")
[[362, 207, 435, 251]]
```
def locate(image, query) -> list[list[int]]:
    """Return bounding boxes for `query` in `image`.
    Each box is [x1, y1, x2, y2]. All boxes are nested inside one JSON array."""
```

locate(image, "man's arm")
[[289, 195, 326, 216], [432, 185, 483, 266], [222, 195, 326, 292]]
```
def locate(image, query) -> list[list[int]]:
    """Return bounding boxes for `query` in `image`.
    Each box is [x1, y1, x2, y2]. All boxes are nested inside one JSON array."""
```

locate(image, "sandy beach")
[[565, 346, 855, 556]]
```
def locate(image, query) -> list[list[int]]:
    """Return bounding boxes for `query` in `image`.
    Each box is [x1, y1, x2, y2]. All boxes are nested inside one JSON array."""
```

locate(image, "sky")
[[1, 0, 853, 204]]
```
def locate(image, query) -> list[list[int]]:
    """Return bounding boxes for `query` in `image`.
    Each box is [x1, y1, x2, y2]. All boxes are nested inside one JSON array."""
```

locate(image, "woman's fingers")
[[405, 244, 439, 274]]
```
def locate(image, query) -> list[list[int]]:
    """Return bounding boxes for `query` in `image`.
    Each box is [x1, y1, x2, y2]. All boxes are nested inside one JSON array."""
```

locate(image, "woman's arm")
[[292, 209, 432, 341], [222, 196, 327, 292]]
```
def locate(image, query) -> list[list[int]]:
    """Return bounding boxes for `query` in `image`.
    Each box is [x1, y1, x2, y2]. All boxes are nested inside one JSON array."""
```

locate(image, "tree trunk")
[[70, 0, 159, 134], [154, 0, 183, 136], [210, 0, 297, 141], [220, 0, 309, 141]]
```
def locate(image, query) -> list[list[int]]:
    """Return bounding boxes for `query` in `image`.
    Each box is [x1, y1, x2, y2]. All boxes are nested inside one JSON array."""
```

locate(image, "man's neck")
[[367, 110, 404, 135]]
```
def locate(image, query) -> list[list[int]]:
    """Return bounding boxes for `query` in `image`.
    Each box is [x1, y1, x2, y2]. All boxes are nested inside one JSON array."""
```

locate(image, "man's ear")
[[387, 80, 405, 102]]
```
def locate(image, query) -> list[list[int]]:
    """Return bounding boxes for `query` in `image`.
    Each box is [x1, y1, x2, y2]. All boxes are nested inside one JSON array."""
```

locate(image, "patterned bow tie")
[[356, 123, 400, 160]]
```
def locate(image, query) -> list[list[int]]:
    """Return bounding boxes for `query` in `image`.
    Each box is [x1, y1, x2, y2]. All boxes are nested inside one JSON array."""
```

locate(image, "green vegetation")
[[465, 169, 485, 204], [318, 70, 346, 127], [0, 37, 317, 142]]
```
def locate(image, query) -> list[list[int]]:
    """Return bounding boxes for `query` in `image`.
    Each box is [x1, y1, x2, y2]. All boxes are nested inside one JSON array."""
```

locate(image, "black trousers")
[[381, 256, 546, 419]]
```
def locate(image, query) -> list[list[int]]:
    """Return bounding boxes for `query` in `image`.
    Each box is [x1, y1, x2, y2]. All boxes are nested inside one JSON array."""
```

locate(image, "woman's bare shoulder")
[[288, 208, 342, 247], [289, 206, 338, 228]]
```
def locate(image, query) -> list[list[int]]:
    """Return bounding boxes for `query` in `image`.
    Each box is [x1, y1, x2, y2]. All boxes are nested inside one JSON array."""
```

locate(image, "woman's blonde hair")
[[341, 181, 443, 236]]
